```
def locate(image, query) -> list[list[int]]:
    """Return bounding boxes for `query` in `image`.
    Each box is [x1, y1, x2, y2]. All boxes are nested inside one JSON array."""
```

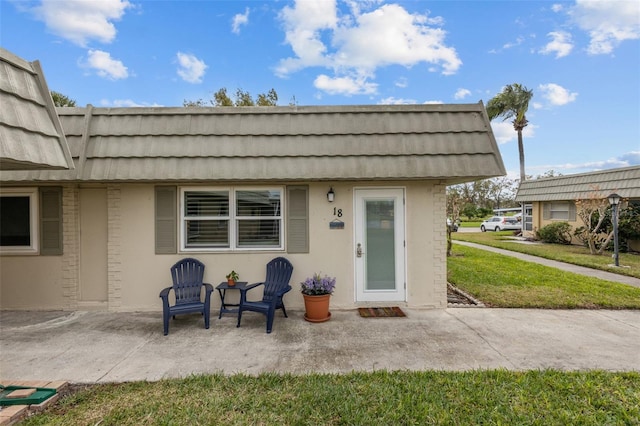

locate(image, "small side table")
[[216, 281, 249, 319]]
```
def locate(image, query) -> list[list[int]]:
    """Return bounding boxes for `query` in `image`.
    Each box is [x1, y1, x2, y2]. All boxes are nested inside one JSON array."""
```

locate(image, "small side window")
[[0, 188, 39, 254]]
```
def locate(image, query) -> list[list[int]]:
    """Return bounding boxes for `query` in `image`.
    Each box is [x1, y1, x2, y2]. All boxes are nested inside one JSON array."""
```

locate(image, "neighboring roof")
[[0, 102, 505, 183], [515, 165, 640, 202], [0, 48, 74, 171]]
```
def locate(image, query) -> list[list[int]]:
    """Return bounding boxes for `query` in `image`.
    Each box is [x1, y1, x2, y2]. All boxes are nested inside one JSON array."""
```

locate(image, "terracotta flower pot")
[[303, 293, 331, 323], [227, 278, 235, 286]]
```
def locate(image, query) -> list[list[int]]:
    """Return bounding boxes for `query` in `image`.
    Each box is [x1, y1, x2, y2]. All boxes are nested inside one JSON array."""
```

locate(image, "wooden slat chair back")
[[159, 258, 213, 335], [236, 257, 293, 333]]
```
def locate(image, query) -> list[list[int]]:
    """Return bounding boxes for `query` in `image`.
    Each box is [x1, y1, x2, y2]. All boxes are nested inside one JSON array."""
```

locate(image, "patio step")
[[0, 380, 68, 425]]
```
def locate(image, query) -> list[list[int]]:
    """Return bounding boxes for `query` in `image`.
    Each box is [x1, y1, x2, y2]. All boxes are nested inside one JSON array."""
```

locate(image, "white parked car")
[[480, 216, 521, 232]]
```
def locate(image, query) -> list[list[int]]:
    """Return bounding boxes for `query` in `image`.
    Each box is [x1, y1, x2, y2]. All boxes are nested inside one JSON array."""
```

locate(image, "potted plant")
[[226, 270, 239, 286], [301, 273, 336, 323]]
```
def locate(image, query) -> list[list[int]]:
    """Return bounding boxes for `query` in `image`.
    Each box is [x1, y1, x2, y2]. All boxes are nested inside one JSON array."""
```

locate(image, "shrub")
[[537, 222, 573, 244]]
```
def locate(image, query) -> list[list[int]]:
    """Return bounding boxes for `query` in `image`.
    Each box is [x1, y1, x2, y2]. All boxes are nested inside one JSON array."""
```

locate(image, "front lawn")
[[452, 231, 640, 279], [22, 371, 640, 425], [448, 244, 640, 308]]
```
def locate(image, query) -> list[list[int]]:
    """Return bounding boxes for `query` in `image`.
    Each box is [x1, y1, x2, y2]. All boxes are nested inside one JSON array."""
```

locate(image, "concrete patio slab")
[[1, 308, 638, 384]]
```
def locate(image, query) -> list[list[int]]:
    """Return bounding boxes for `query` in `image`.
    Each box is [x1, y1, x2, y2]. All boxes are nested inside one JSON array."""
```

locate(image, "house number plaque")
[[330, 208, 344, 229]]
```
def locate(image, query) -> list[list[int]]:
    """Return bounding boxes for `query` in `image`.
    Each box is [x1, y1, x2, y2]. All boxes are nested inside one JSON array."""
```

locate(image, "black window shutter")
[[287, 185, 309, 253], [40, 187, 63, 255], [155, 186, 177, 254]]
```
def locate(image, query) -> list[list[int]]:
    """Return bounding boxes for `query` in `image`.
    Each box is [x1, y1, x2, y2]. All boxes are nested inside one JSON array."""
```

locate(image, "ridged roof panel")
[[515, 166, 640, 201], [1, 103, 504, 182], [0, 48, 74, 171]]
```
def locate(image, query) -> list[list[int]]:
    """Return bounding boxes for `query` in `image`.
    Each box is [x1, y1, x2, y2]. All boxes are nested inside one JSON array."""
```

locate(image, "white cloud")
[[85, 49, 128, 80], [424, 100, 444, 105], [33, 0, 131, 47], [569, 0, 640, 54], [377, 97, 417, 105], [539, 31, 573, 58], [502, 36, 525, 50], [539, 83, 578, 106], [176, 52, 207, 84], [232, 7, 250, 34], [313, 74, 377, 95], [490, 121, 536, 145], [619, 151, 640, 166], [277, 1, 461, 96], [551, 4, 564, 13], [276, 0, 337, 75], [332, 5, 461, 74], [530, 151, 640, 174], [454, 88, 471, 100], [394, 77, 408, 88], [100, 99, 163, 107]]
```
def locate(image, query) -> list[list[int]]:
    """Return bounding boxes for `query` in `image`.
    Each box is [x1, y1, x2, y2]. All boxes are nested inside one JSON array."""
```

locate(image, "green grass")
[[458, 220, 481, 228], [22, 371, 640, 425], [448, 244, 640, 308], [453, 231, 640, 279]]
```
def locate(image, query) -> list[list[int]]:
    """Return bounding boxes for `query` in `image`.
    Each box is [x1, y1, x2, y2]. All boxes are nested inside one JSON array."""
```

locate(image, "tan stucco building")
[[1, 50, 506, 314]]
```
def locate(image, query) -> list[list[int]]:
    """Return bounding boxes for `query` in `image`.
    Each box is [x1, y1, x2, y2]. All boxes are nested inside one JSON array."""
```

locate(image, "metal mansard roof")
[[0, 48, 74, 171], [0, 102, 505, 183], [515, 165, 640, 202]]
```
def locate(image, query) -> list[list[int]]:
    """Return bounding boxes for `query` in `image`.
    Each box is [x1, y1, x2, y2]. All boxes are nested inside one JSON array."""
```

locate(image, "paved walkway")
[[454, 240, 640, 288]]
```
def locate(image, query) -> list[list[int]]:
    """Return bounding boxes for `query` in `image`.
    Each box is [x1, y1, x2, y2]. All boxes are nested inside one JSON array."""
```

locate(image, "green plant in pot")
[[226, 270, 239, 286]]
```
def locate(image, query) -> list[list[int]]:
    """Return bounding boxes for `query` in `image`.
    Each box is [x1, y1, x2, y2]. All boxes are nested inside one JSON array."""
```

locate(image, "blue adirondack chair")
[[159, 258, 213, 335], [237, 257, 293, 333]]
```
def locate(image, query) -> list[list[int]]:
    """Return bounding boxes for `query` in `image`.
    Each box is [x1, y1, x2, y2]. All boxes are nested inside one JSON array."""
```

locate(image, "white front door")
[[354, 188, 406, 302]]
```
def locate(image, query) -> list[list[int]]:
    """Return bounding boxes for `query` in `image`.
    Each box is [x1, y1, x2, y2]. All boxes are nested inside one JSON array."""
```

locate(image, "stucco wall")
[[1, 181, 446, 312]]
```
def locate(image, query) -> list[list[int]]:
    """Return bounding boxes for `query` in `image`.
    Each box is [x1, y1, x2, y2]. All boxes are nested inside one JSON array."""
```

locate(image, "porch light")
[[607, 193, 621, 267], [607, 193, 621, 206], [327, 187, 335, 203]]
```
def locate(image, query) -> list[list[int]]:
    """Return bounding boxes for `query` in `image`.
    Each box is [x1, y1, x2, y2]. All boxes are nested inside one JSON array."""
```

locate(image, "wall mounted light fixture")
[[327, 187, 335, 202]]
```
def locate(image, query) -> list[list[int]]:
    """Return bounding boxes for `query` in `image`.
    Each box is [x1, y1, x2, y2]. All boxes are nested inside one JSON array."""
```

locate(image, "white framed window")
[[543, 201, 577, 221], [0, 188, 39, 254], [180, 187, 283, 251]]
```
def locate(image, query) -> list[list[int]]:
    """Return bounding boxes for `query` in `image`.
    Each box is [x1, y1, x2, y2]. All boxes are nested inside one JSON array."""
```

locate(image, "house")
[[515, 165, 640, 247], [1, 54, 506, 313], [0, 48, 74, 171]]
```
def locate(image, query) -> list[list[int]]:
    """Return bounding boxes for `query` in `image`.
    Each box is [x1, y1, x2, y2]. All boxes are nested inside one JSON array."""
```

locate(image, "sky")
[[2, 0, 639, 179]]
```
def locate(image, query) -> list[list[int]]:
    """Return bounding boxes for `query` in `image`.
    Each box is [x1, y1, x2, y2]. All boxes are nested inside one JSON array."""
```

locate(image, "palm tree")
[[487, 84, 533, 183]]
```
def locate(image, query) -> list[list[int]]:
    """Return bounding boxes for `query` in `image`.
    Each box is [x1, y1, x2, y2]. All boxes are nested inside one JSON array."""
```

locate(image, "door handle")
[[356, 243, 364, 258]]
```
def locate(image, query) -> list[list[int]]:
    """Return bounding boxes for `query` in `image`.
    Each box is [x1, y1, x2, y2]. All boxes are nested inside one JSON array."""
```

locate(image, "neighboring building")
[[515, 165, 640, 245], [0, 48, 74, 171], [1, 53, 506, 313]]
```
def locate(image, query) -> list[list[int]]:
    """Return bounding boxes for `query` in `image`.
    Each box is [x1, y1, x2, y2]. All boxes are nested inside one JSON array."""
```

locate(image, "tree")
[[256, 89, 278, 106], [447, 177, 518, 214], [536, 170, 563, 179], [51, 91, 76, 107], [487, 177, 518, 210], [213, 88, 234, 106], [446, 189, 462, 257], [183, 87, 278, 107], [487, 84, 534, 183], [574, 187, 616, 255]]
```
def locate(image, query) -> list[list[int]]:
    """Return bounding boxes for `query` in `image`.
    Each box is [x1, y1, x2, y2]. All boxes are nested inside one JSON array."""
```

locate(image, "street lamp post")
[[607, 193, 621, 267]]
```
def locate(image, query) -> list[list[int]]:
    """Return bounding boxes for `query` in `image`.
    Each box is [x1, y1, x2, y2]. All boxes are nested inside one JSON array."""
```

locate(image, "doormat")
[[358, 307, 406, 318]]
